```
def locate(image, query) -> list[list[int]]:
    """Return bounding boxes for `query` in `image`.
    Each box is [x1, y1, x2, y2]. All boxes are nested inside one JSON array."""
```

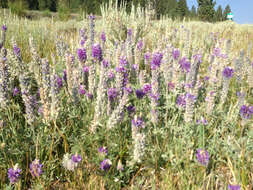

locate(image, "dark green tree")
[[197, 0, 216, 22], [167, 0, 178, 18], [215, 5, 223, 22], [26, 0, 39, 10], [155, 0, 171, 18], [38, 0, 47, 10], [190, 5, 197, 18], [223, 4, 231, 21], [0, 0, 8, 8], [8, 0, 29, 16], [176, 0, 189, 19]]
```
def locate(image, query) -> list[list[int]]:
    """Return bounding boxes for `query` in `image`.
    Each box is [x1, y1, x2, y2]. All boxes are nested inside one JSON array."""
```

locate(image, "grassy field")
[[0, 1, 253, 190]]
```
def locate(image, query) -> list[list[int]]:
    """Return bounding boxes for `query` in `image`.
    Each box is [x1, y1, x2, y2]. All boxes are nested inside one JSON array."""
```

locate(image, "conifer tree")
[[223, 4, 231, 21], [197, 0, 216, 22], [190, 5, 197, 18], [0, 0, 8, 8], [176, 0, 189, 19], [215, 5, 223, 22]]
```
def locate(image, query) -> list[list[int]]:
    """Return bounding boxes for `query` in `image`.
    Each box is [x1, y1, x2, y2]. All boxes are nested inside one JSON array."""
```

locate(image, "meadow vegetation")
[[0, 1, 253, 189]]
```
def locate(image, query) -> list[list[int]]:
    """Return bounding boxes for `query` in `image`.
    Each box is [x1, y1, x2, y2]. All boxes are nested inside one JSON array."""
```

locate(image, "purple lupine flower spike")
[[240, 105, 253, 119], [172, 49, 180, 60], [150, 52, 163, 70], [228, 184, 240, 190], [144, 52, 151, 61], [137, 40, 143, 51], [124, 85, 133, 94], [2, 25, 7, 31], [179, 57, 191, 73], [30, 159, 43, 177], [102, 59, 109, 68], [13, 45, 21, 58], [193, 53, 202, 63], [135, 89, 145, 99], [101, 31, 106, 43], [176, 95, 186, 108], [71, 153, 82, 163], [98, 147, 108, 155], [108, 70, 115, 79], [8, 164, 21, 184], [79, 85, 86, 95], [168, 82, 175, 91], [56, 75, 63, 89], [86, 93, 93, 100], [196, 149, 209, 166], [13, 87, 19, 96], [222, 67, 234, 79], [150, 93, 160, 101], [213, 47, 221, 57], [92, 43, 102, 61], [142, 83, 152, 94], [127, 29, 132, 37], [127, 105, 136, 114], [131, 117, 144, 128], [196, 117, 208, 125], [107, 88, 117, 101], [83, 65, 89, 73], [77, 48, 87, 63], [100, 159, 112, 171]]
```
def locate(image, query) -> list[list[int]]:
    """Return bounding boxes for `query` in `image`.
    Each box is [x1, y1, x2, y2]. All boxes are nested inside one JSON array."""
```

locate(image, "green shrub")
[[8, 0, 28, 17], [57, 0, 70, 21], [42, 9, 51, 17]]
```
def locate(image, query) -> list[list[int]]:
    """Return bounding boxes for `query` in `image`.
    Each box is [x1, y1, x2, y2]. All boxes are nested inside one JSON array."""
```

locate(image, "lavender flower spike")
[[101, 31, 106, 43], [132, 116, 144, 128], [142, 83, 152, 94], [72, 153, 82, 163], [108, 88, 117, 101], [92, 43, 102, 61], [13, 44, 21, 58], [79, 85, 86, 95], [98, 147, 108, 155], [100, 159, 112, 171], [13, 87, 19, 96], [135, 89, 145, 99], [196, 149, 209, 166], [222, 67, 234, 79], [228, 184, 240, 190], [77, 48, 87, 63], [240, 105, 253, 119], [2, 25, 7, 32], [176, 95, 186, 108], [172, 49, 180, 60], [30, 159, 43, 178], [8, 164, 21, 184], [150, 52, 163, 70]]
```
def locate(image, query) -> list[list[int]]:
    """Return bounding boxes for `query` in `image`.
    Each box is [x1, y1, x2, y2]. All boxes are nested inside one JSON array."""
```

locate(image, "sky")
[[187, 0, 253, 24]]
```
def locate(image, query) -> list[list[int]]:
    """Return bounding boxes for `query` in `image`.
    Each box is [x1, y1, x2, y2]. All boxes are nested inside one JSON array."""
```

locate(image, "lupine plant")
[[0, 1, 253, 189]]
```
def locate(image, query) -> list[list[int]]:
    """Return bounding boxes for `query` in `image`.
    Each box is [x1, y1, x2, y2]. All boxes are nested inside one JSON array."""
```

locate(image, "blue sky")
[[187, 0, 253, 24]]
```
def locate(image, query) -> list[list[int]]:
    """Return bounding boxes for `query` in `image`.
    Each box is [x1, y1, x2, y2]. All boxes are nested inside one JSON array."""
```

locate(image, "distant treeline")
[[1, 0, 232, 22]]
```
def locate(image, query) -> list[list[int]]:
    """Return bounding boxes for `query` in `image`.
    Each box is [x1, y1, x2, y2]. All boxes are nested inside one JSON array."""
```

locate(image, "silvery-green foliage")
[[0, 48, 9, 108], [55, 35, 69, 57], [50, 55, 60, 121], [28, 36, 42, 85], [107, 90, 128, 129], [0, 26, 6, 50], [150, 69, 159, 125]]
